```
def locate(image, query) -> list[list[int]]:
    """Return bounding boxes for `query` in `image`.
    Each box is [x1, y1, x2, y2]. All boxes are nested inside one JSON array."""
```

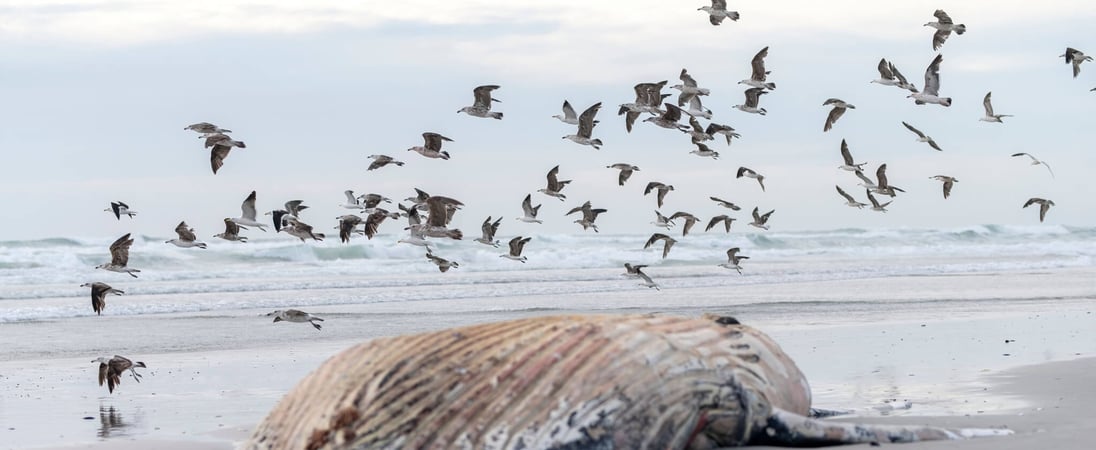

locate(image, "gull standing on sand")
[[689, 142, 720, 159], [457, 85, 503, 119], [214, 218, 247, 242], [736, 167, 766, 191], [925, 9, 966, 51], [606, 163, 640, 186], [668, 212, 700, 236], [698, 0, 739, 26], [901, 122, 943, 151], [718, 247, 749, 274], [706, 215, 736, 233], [562, 102, 603, 149], [367, 155, 404, 171], [1061, 48, 1093, 78], [980, 92, 1012, 123], [871, 58, 917, 92], [749, 207, 774, 230], [644, 233, 677, 259], [408, 132, 453, 160], [552, 100, 579, 124], [865, 189, 892, 213], [501, 236, 532, 262], [517, 194, 543, 224], [93, 355, 145, 394], [909, 54, 952, 107], [566, 201, 608, 233], [838, 139, 866, 171], [425, 253, 459, 273], [644, 182, 675, 208], [266, 309, 324, 330], [740, 47, 775, 90], [165, 221, 207, 249], [709, 196, 741, 210], [80, 282, 123, 316], [930, 175, 959, 199], [538, 165, 571, 201], [1011, 153, 1055, 177], [734, 88, 768, 115], [475, 216, 503, 247], [835, 185, 867, 209], [105, 201, 137, 220], [651, 210, 675, 229], [822, 98, 855, 132], [1023, 198, 1055, 223], [231, 191, 268, 231], [96, 234, 140, 278]]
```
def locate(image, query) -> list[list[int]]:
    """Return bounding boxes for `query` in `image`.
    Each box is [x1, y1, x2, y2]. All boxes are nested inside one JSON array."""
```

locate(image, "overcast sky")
[[1, 0, 1094, 241]]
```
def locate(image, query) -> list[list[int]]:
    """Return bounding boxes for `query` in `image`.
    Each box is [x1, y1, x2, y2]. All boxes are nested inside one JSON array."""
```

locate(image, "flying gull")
[[415, 196, 463, 240], [537, 165, 572, 201], [622, 263, 647, 278], [863, 164, 905, 197], [718, 247, 750, 274], [425, 253, 459, 273], [1011, 152, 1054, 178], [266, 309, 324, 330], [80, 282, 123, 316], [95, 234, 140, 278], [230, 191, 268, 231], [282, 217, 325, 242], [214, 218, 248, 242], [698, 0, 740, 26], [822, 98, 855, 132], [475, 216, 503, 247], [925, 9, 966, 51], [501, 236, 532, 262], [838, 139, 866, 171], [165, 221, 207, 248], [680, 91, 713, 119], [673, 68, 710, 103], [1023, 198, 1055, 223], [396, 226, 433, 251], [706, 215, 736, 233], [184, 122, 231, 135], [901, 122, 943, 151], [740, 47, 775, 90], [633, 265, 660, 291], [642, 103, 690, 131], [408, 132, 453, 160], [705, 123, 741, 145], [606, 163, 640, 186], [1061, 48, 1093, 78], [909, 54, 952, 106], [92, 355, 145, 394], [668, 212, 700, 236], [930, 175, 959, 199], [367, 154, 405, 171], [644, 181, 675, 208], [566, 201, 608, 233], [651, 210, 675, 229], [517, 194, 543, 224], [208, 143, 240, 174], [562, 102, 603, 149], [618, 81, 668, 132], [105, 201, 137, 220], [709, 196, 741, 210], [552, 100, 580, 125], [749, 207, 774, 230], [980, 92, 1012, 123], [871, 58, 918, 92], [734, 88, 768, 115], [340, 190, 365, 210], [835, 185, 867, 209], [644, 233, 677, 259], [203, 132, 245, 149], [865, 189, 892, 213], [457, 85, 503, 119], [336, 214, 363, 243], [684, 116, 714, 143], [689, 142, 720, 159], [736, 167, 766, 191]]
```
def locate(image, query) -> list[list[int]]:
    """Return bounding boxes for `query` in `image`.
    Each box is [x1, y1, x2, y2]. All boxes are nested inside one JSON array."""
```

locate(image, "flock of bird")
[[77, 5, 1083, 393]]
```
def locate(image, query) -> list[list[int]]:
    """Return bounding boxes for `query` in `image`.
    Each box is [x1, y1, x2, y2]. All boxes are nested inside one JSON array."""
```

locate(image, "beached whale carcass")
[[246, 314, 1010, 449]]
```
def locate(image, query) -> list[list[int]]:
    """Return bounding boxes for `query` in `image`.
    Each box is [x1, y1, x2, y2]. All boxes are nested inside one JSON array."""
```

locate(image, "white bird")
[[396, 226, 433, 251], [736, 167, 765, 191], [925, 9, 966, 51], [517, 194, 543, 224], [864, 164, 905, 197], [95, 234, 140, 278], [230, 191, 268, 231], [822, 98, 855, 132], [930, 175, 959, 199], [680, 92, 713, 119], [92, 355, 146, 394], [642, 103, 690, 131], [835, 185, 867, 209], [644, 182, 675, 208], [838, 139, 866, 171], [214, 218, 247, 242], [566, 201, 608, 233], [619, 81, 668, 132], [457, 85, 503, 119], [909, 54, 952, 107], [871, 58, 917, 92], [749, 207, 774, 230], [266, 309, 324, 330], [80, 282, 123, 316], [562, 102, 603, 149], [718, 247, 750, 274], [698, 0, 740, 26], [734, 88, 768, 115], [643, 233, 677, 259], [901, 122, 942, 151], [165, 221, 207, 249], [501, 236, 532, 262], [672, 68, 711, 99], [689, 142, 720, 159], [552, 100, 580, 124], [739, 47, 775, 90], [1011, 152, 1054, 178], [367, 154, 404, 171], [606, 163, 640, 186], [475, 216, 503, 247], [1061, 48, 1093, 78], [1023, 198, 1055, 223], [105, 201, 137, 220], [537, 165, 571, 201], [408, 132, 453, 160], [980, 92, 1012, 123], [651, 210, 675, 229], [865, 189, 892, 213], [340, 190, 365, 210]]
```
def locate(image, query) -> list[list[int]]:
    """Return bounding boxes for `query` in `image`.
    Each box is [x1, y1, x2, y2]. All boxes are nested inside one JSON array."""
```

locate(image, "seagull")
[[336, 214, 362, 243], [733, 88, 768, 115], [925, 9, 966, 51], [501, 236, 532, 262], [266, 309, 324, 330], [606, 163, 640, 186], [749, 207, 774, 230], [358, 193, 392, 211], [642, 103, 690, 131], [397, 224, 433, 251], [209, 143, 240, 174], [980, 92, 1012, 123], [214, 218, 247, 242], [709, 196, 742, 211], [538, 165, 572, 201], [909, 54, 952, 106], [165, 221, 207, 249], [184, 122, 231, 135], [1061, 48, 1093, 78], [867, 164, 905, 197], [619, 81, 668, 132], [684, 116, 713, 143], [340, 190, 364, 210], [706, 123, 741, 145], [425, 253, 459, 273], [651, 210, 675, 229], [698, 0, 740, 26], [230, 191, 268, 231], [203, 132, 246, 149], [838, 139, 867, 171], [736, 167, 766, 191], [633, 265, 661, 291], [105, 201, 137, 220], [1011, 153, 1055, 178], [689, 142, 720, 159], [517, 194, 543, 224], [680, 92, 713, 119], [80, 282, 123, 316], [418, 196, 463, 240], [706, 215, 736, 233], [95, 234, 140, 278], [865, 189, 892, 213], [475, 216, 503, 247], [901, 122, 943, 151], [552, 100, 580, 124], [622, 263, 648, 278], [673, 68, 710, 101], [403, 188, 431, 210], [367, 154, 404, 171], [92, 355, 146, 394], [871, 58, 918, 92], [457, 85, 503, 119], [822, 98, 855, 132], [930, 175, 959, 199], [1023, 198, 1055, 223], [281, 217, 325, 242], [644, 233, 677, 259], [408, 132, 454, 160], [566, 201, 608, 233], [718, 247, 750, 274], [644, 182, 675, 208], [669, 212, 700, 236], [835, 185, 867, 209], [740, 47, 776, 90], [563, 102, 603, 149]]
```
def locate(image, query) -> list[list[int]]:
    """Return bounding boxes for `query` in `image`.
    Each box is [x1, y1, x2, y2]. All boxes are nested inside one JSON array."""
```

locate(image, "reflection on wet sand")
[[97, 405, 128, 438]]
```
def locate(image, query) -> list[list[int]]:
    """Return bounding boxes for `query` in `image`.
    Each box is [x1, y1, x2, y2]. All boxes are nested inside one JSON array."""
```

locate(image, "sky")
[[1, 0, 1095, 241]]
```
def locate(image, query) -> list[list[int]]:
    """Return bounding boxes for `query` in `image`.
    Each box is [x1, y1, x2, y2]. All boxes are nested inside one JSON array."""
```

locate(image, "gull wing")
[[750, 47, 770, 81], [923, 54, 943, 96], [422, 132, 453, 152], [109, 233, 133, 266], [472, 85, 500, 108], [577, 102, 601, 138], [175, 221, 197, 241]]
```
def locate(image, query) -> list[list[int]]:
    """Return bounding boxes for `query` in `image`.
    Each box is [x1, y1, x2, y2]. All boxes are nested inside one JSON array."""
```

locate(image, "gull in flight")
[[1061, 48, 1093, 78], [651, 210, 675, 229], [749, 207, 774, 230], [622, 263, 647, 278], [740, 47, 775, 90], [698, 0, 740, 26], [901, 122, 942, 151], [80, 282, 123, 316], [501, 236, 532, 262], [266, 309, 324, 330], [517, 194, 543, 224], [566, 201, 608, 233], [95, 234, 140, 278], [552, 100, 580, 125], [736, 167, 766, 191], [230, 191, 268, 231], [689, 142, 720, 159], [861, 164, 905, 197], [909, 54, 952, 107], [643, 103, 690, 131], [668, 212, 700, 236], [618, 81, 667, 132], [930, 175, 959, 199], [633, 265, 660, 291], [165, 221, 207, 249], [105, 201, 137, 220], [336, 214, 362, 243], [562, 102, 603, 149], [705, 123, 741, 145], [865, 189, 892, 213], [980, 92, 1012, 123], [822, 98, 855, 132], [475, 216, 502, 247], [871, 58, 917, 92], [367, 154, 404, 171], [838, 139, 866, 171], [184, 122, 230, 135], [282, 217, 325, 242], [706, 215, 736, 233], [835, 185, 867, 209], [92, 355, 146, 394], [1023, 198, 1055, 223], [457, 85, 503, 119], [734, 87, 768, 115], [1011, 152, 1054, 178], [644, 233, 677, 259], [709, 196, 741, 211], [925, 9, 966, 51], [537, 165, 571, 201], [718, 247, 750, 274], [214, 218, 247, 242], [408, 132, 453, 160], [672, 68, 710, 103], [606, 163, 640, 186], [644, 182, 675, 208], [425, 253, 459, 273]]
